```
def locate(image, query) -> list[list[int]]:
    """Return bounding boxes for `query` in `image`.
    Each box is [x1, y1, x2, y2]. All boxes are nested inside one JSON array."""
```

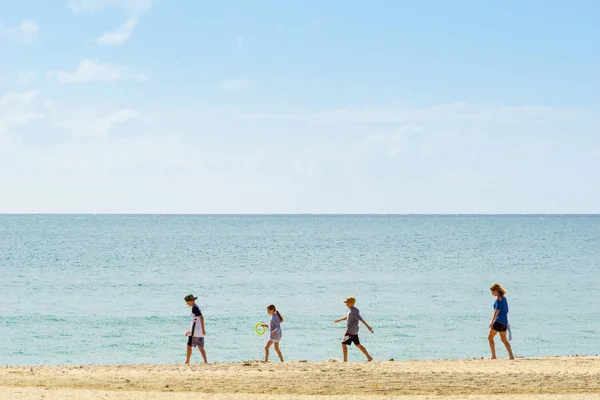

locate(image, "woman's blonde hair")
[[489, 283, 506, 295]]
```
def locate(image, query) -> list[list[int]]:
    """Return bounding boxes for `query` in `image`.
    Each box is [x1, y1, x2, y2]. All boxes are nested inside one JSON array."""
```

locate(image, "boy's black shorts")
[[342, 333, 360, 346], [187, 336, 205, 347]]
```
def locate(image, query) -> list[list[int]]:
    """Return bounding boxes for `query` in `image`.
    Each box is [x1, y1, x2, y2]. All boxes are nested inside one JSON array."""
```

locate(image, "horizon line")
[[1, 213, 599, 216]]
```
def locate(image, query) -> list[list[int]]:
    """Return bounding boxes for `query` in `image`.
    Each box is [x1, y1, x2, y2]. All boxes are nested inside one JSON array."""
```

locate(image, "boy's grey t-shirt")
[[346, 306, 363, 335]]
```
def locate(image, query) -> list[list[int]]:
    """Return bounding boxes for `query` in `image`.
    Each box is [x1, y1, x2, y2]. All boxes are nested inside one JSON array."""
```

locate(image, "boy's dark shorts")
[[492, 321, 508, 332], [187, 336, 205, 347], [342, 333, 360, 346]]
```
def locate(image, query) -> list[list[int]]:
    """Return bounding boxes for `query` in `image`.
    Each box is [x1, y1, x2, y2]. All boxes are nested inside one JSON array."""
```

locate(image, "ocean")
[[1, 215, 599, 365]]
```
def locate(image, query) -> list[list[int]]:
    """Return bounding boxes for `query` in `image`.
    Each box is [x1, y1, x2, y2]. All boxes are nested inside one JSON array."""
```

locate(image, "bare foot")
[[367, 357, 373, 362], [491, 357, 497, 360]]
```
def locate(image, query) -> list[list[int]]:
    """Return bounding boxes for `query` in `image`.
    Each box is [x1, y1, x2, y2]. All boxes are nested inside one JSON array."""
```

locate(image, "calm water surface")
[[1, 215, 599, 365]]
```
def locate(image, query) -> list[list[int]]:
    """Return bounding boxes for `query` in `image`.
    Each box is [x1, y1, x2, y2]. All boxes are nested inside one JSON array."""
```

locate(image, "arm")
[[489, 310, 499, 328], [200, 315, 206, 335], [334, 317, 347, 324], [186, 315, 194, 336], [489, 297, 501, 327], [270, 318, 278, 333], [361, 319, 374, 333]]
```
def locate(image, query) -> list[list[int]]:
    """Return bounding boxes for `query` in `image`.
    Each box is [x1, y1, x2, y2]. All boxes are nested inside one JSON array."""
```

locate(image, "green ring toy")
[[255, 322, 266, 336]]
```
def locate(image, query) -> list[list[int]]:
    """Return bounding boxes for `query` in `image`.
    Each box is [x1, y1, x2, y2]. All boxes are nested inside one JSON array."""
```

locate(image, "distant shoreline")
[[2, 356, 599, 399]]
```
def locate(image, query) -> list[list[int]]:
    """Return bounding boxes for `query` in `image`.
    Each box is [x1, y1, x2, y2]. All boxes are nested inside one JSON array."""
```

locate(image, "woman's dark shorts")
[[342, 334, 360, 346], [187, 336, 205, 347], [492, 321, 508, 332]]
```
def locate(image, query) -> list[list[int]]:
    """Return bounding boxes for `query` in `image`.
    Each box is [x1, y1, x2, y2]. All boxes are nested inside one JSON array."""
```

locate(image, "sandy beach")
[[1, 356, 599, 399]]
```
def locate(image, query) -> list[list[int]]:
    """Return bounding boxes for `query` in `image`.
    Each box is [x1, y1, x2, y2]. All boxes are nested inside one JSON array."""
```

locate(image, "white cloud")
[[0, 90, 40, 106], [18, 135, 185, 180], [236, 103, 592, 124], [0, 90, 43, 136], [219, 77, 250, 91], [3, 20, 39, 45], [1, 95, 598, 213], [366, 125, 423, 157], [67, 0, 152, 13], [95, 17, 138, 46], [30, 101, 140, 139], [67, 108, 140, 137], [0, 112, 42, 135], [236, 36, 244, 50], [16, 71, 38, 84], [68, 0, 150, 46], [47, 59, 148, 84]]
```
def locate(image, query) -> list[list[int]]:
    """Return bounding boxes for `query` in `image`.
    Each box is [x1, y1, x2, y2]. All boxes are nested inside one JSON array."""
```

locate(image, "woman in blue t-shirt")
[[488, 283, 515, 360]]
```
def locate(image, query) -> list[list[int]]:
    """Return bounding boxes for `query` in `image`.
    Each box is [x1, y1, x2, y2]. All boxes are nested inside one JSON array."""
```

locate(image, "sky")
[[1, 0, 599, 213]]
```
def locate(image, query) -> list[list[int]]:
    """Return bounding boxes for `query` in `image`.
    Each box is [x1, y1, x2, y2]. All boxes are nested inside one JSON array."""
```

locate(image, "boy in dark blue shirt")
[[184, 294, 207, 364]]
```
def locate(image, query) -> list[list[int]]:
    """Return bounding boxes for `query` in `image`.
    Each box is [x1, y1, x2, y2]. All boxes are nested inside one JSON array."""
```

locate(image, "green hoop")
[[254, 322, 266, 336]]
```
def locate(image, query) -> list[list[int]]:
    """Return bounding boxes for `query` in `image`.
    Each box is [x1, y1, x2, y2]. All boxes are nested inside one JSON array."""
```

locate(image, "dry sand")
[[1, 357, 599, 400]]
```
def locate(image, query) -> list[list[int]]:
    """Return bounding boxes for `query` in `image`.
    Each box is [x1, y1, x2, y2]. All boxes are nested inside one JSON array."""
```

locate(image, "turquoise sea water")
[[1, 215, 599, 365]]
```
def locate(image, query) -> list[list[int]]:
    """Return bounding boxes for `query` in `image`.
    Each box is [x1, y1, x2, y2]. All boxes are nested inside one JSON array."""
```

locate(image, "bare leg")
[[197, 346, 208, 363], [185, 345, 192, 365], [274, 342, 284, 362], [499, 331, 515, 360], [488, 329, 498, 359], [264, 341, 273, 362], [342, 343, 348, 362], [356, 344, 373, 362]]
